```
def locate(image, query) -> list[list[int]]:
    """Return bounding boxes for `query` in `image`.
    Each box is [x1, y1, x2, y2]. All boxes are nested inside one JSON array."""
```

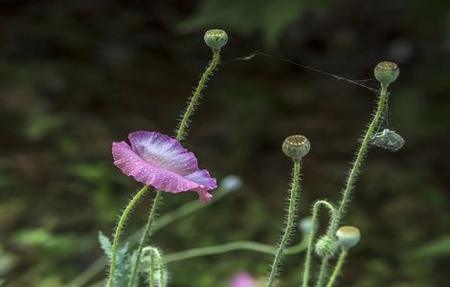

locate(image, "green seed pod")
[[336, 226, 361, 249], [282, 135, 311, 160], [203, 29, 228, 51], [315, 235, 338, 258], [374, 61, 400, 85]]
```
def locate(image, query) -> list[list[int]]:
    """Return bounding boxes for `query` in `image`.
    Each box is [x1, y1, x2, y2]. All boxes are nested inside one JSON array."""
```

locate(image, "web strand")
[[223, 47, 379, 94]]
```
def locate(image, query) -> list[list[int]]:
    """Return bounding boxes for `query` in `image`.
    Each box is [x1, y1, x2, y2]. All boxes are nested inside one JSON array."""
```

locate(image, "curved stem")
[[326, 249, 348, 287], [128, 191, 162, 287], [315, 258, 330, 287], [126, 48, 222, 286], [106, 186, 149, 287], [312, 84, 389, 287], [66, 189, 230, 287], [175, 49, 221, 141], [148, 254, 154, 287], [329, 84, 389, 234], [301, 200, 336, 287], [164, 237, 307, 264], [267, 160, 302, 287], [147, 248, 164, 287]]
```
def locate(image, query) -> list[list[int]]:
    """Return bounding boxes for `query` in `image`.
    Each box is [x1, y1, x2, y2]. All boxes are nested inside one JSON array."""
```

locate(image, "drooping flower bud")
[[336, 226, 361, 250], [315, 235, 338, 258], [204, 29, 228, 51], [374, 61, 399, 86], [369, 128, 405, 152], [282, 135, 311, 160]]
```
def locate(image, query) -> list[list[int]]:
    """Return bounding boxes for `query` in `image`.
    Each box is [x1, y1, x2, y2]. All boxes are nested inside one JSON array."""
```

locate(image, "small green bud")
[[374, 61, 399, 85], [315, 235, 338, 258], [336, 226, 361, 249], [204, 29, 228, 51], [282, 135, 311, 160]]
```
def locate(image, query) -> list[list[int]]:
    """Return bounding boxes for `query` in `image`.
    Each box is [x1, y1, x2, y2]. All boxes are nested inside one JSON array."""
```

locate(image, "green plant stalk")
[[148, 248, 164, 287], [127, 48, 222, 287], [149, 254, 154, 287], [66, 189, 230, 287], [329, 83, 389, 234], [106, 185, 149, 287], [301, 200, 336, 287], [85, 237, 309, 287], [325, 249, 348, 287], [267, 160, 302, 287], [175, 49, 221, 141], [164, 237, 308, 263], [313, 83, 389, 287], [128, 191, 162, 287], [315, 258, 330, 287]]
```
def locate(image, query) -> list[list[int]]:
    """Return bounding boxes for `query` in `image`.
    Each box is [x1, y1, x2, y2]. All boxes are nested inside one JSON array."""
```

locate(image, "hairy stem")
[[147, 248, 164, 287], [312, 84, 389, 287], [106, 186, 149, 287], [315, 258, 330, 287], [326, 249, 348, 287], [128, 191, 162, 287], [176, 49, 221, 141], [301, 200, 336, 287], [149, 254, 154, 287], [329, 84, 389, 234], [127, 48, 222, 287], [267, 160, 302, 287]]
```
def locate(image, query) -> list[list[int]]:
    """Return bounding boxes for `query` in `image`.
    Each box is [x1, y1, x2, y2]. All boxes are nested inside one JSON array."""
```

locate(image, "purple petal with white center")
[[112, 131, 217, 201]]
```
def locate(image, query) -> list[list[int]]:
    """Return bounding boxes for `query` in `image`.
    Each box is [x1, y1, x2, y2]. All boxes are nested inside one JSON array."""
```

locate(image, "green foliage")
[[99, 232, 137, 286], [408, 236, 450, 260], [180, 0, 333, 46], [13, 229, 90, 256]]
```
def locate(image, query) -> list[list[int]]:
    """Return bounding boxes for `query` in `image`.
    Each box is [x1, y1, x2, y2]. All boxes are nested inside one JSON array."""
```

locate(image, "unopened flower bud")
[[315, 235, 338, 258], [374, 61, 399, 85], [282, 135, 311, 160], [299, 217, 313, 235], [336, 226, 361, 249], [204, 29, 228, 51]]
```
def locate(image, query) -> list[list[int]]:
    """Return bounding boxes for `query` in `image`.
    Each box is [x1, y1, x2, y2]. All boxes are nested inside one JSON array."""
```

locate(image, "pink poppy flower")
[[231, 272, 256, 287], [112, 131, 217, 202]]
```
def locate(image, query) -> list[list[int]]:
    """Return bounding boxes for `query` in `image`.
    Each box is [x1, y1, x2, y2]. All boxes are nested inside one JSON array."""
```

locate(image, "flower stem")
[[127, 48, 222, 287], [312, 84, 389, 287], [164, 237, 308, 263], [128, 191, 162, 287], [315, 258, 330, 287], [325, 249, 348, 287], [267, 160, 302, 287], [147, 248, 164, 287], [176, 49, 221, 141], [329, 84, 389, 234], [301, 200, 336, 287], [106, 186, 149, 287]]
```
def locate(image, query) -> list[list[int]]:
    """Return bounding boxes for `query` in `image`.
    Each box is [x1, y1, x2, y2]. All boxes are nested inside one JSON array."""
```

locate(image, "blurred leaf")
[[0, 246, 17, 277], [179, 0, 333, 46], [13, 229, 90, 256], [408, 236, 450, 260]]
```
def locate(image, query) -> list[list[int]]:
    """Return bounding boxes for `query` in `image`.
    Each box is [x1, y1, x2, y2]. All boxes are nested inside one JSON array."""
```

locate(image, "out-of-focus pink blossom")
[[231, 272, 256, 287]]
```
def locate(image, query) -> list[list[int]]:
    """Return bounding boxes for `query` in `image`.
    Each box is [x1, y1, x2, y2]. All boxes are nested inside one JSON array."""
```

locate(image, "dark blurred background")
[[1, 0, 449, 286]]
